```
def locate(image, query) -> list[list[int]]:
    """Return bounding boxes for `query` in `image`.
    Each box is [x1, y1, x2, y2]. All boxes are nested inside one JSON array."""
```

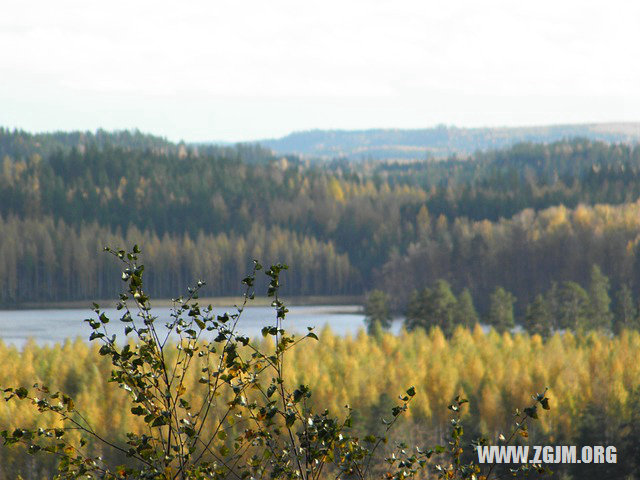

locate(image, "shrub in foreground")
[[1, 246, 549, 479]]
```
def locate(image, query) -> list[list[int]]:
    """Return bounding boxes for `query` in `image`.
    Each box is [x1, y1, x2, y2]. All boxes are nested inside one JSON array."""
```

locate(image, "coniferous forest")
[[3, 128, 640, 479], [3, 128, 640, 333]]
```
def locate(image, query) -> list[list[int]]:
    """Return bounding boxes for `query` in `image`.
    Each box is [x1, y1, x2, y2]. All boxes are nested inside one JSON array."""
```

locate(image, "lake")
[[0, 304, 402, 348]]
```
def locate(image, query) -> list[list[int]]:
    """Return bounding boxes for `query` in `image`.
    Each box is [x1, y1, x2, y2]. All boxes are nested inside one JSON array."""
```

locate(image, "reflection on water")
[[0, 305, 404, 348]]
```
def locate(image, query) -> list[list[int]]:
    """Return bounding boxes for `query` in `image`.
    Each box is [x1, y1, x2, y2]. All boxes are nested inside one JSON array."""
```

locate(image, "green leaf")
[[262, 326, 277, 337], [541, 397, 550, 410], [406, 386, 416, 397], [266, 384, 277, 398], [89, 332, 104, 341], [151, 416, 169, 427], [15, 387, 28, 399], [62, 395, 74, 412], [85, 319, 101, 330], [285, 412, 296, 427]]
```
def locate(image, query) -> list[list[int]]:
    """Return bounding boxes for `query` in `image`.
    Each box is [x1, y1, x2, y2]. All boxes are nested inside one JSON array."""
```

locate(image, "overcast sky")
[[1, 0, 639, 142]]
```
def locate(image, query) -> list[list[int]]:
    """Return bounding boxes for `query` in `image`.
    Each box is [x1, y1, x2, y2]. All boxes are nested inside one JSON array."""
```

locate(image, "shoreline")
[[1, 295, 364, 311]]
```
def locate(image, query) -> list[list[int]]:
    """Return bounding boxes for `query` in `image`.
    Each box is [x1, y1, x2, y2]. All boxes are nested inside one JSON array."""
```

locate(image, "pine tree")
[[403, 281, 457, 335], [364, 289, 392, 334], [453, 288, 478, 328], [545, 281, 561, 330], [557, 281, 590, 331], [487, 287, 516, 333], [404, 290, 422, 330], [523, 294, 552, 338], [405, 288, 427, 331], [613, 284, 638, 333], [587, 265, 613, 331], [425, 280, 458, 336]]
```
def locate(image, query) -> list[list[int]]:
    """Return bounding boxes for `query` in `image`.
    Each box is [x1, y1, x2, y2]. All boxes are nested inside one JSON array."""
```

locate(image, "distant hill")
[[259, 123, 640, 161]]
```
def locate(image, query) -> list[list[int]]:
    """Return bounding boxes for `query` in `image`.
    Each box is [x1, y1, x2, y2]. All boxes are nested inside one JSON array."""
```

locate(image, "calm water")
[[0, 305, 402, 348]]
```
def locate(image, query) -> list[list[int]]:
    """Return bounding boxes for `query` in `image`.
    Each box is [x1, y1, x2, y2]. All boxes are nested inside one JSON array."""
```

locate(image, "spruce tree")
[[523, 294, 552, 338], [404, 281, 457, 335], [453, 288, 479, 328], [587, 265, 613, 331], [405, 288, 428, 331], [545, 281, 561, 330], [613, 284, 638, 334], [364, 289, 392, 334], [557, 281, 590, 331], [425, 280, 458, 336], [487, 287, 516, 333]]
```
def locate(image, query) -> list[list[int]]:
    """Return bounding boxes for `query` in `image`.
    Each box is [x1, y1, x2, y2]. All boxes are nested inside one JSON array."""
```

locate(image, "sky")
[[1, 0, 639, 142]]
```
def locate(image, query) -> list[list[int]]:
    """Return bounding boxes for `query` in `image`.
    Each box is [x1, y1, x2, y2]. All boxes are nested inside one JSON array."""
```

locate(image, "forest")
[[3, 129, 640, 331], [3, 128, 640, 478]]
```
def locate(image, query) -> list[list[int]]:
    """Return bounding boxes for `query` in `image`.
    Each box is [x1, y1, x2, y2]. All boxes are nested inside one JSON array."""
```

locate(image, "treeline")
[[1, 329, 639, 479], [0, 216, 358, 303]]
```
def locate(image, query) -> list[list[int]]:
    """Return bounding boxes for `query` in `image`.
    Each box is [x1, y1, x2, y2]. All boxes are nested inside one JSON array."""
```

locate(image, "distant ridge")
[[259, 123, 640, 161]]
